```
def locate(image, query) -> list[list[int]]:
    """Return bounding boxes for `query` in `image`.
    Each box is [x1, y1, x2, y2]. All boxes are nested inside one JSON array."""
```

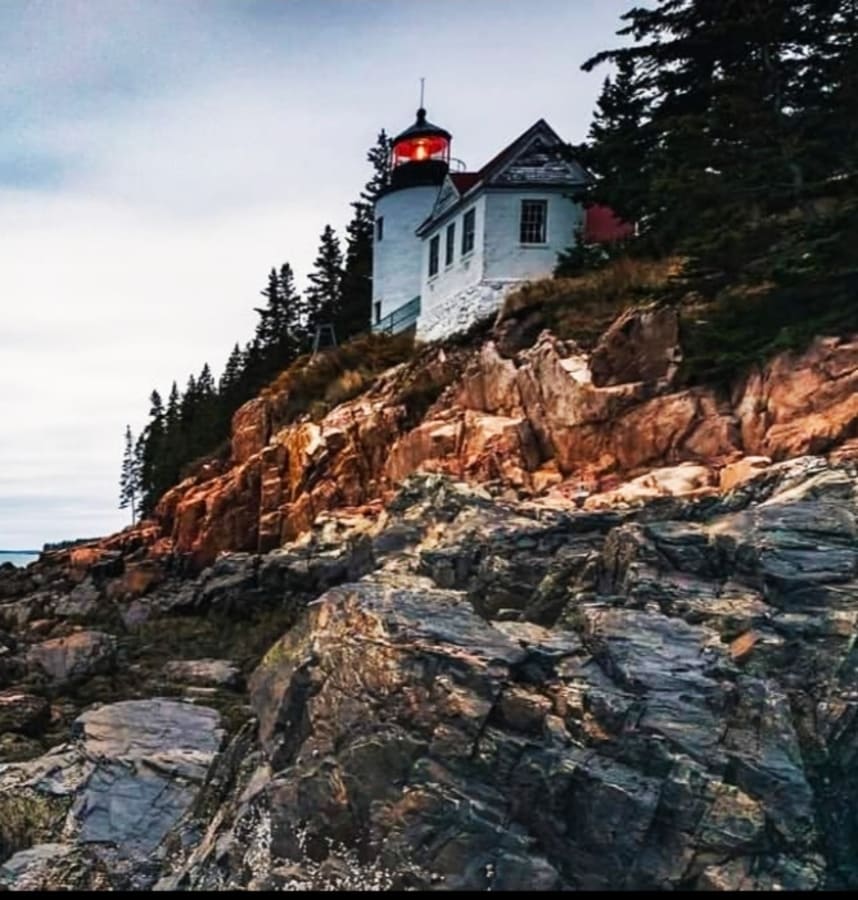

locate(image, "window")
[[462, 208, 476, 256], [428, 235, 440, 277], [520, 200, 548, 244], [374, 301, 382, 323], [376, 217, 384, 241], [445, 222, 455, 266]]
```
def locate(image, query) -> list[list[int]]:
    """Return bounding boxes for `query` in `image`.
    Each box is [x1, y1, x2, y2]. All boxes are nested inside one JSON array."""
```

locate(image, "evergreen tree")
[[194, 362, 218, 456], [160, 380, 184, 494], [180, 374, 198, 430], [339, 130, 393, 340], [305, 225, 344, 342], [254, 268, 283, 351], [581, 0, 834, 259], [362, 129, 392, 204], [118, 425, 140, 524], [165, 381, 181, 430], [197, 362, 216, 397], [278, 261, 305, 356], [139, 390, 165, 515], [579, 57, 654, 231], [339, 203, 374, 339], [219, 343, 244, 395], [133, 432, 146, 504], [797, 0, 858, 193]]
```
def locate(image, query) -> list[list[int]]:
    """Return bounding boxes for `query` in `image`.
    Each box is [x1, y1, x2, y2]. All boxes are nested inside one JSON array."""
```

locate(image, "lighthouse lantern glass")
[[392, 134, 450, 168]]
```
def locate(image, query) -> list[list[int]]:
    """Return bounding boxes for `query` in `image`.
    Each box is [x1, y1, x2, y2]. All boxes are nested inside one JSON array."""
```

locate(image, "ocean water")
[[0, 551, 39, 568]]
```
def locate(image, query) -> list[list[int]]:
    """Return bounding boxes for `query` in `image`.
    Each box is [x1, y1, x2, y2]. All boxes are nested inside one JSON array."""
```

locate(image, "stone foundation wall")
[[416, 279, 520, 341]]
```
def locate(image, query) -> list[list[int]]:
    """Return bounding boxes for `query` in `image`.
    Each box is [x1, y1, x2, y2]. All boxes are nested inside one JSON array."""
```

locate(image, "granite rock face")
[[26, 630, 117, 684], [0, 462, 856, 888], [3, 305, 858, 891], [0, 699, 223, 890], [141, 314, 858, 567], [146, 461, 858, 891]]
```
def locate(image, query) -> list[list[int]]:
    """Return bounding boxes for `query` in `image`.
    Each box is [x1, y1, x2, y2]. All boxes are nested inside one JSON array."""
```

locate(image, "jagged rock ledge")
[[1, 457, 858, 889]]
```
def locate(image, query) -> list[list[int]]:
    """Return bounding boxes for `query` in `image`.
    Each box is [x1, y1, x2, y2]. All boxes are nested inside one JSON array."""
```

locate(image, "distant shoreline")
[[0, 549, 39, 555]]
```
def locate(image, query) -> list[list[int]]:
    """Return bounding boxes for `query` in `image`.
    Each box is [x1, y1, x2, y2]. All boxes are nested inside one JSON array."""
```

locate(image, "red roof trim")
[[449, 172, 480, 195]]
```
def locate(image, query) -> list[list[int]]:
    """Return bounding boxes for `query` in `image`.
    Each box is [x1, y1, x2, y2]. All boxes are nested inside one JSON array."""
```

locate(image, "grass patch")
[[262, 332, 416, 428], [498, 257, 681, 348]]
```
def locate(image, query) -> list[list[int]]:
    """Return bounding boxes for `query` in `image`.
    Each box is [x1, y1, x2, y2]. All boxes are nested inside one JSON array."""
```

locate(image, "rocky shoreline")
[[4, 307, 858, 890], [2, 456, 858, 889]]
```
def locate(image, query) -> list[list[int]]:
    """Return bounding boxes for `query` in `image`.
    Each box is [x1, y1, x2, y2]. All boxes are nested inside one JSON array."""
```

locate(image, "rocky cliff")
[[146, 305, 858, 567], [3, 304, 858, 890]]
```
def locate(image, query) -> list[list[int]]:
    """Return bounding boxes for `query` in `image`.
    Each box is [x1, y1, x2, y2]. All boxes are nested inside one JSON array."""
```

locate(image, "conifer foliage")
[[118, 425, 140, 524], [127, 129, 393, 517], [581, 0, 858, 263]]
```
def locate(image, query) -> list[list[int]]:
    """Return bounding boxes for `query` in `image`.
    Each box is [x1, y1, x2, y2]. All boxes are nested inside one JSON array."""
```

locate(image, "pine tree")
[[194, 363, 219, 456], [180, 374, 198, 430], [582, 0, 838, 260], [219, 343, 244, 395], [797, 0, 858, 194], [139, 390, 165, 515], [305, 225, 344, 342], [579, 57, 654, 231], [133, 432, 146, 502], [339, 130, 393, 340], [278, 262, 304, 355], [362, 129, 392, 203], [118, 425, 140, 524], [159, 380, 184, 494], [197, 363, 216, 397], [165, 381, 181, 430], [339, 203, 374, 340], [254, 268, 283, 351]]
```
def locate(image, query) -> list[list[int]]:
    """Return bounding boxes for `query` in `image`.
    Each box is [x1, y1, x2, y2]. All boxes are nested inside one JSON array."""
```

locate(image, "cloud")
[[0, 0, 623, 548]]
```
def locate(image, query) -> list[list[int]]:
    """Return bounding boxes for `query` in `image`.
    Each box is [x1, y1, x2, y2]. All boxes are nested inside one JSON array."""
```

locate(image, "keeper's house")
[[371, 107, 630, 341]]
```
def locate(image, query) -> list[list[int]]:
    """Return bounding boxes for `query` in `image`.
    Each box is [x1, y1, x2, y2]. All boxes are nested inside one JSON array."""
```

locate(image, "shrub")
[[499, 256, 680, 347], [262, 332, 416, 430], [323, 369, 369, 407]]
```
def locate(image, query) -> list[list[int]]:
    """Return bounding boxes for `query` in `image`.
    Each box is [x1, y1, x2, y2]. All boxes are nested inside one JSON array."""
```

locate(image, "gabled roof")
[[475, 118, 554, 181], [416, 119, 590, 236]]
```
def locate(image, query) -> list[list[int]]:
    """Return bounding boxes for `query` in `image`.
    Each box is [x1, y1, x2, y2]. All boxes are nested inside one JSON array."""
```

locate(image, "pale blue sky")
[[0, 0, 628, 548]]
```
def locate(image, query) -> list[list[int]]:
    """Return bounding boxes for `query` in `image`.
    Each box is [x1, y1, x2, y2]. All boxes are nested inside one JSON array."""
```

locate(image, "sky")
[[0, 0, 627, 550]]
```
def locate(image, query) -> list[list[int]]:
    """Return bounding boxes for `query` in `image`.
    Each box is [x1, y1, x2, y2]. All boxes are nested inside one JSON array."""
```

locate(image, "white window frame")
[[428, 234, 440, 278], [445, 222, 456, 268], [520, 199, 548, 245], [461, 207, 476, 257]]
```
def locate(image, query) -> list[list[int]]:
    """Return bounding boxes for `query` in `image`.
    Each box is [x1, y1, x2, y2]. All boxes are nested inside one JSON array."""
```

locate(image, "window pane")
[[520, 200, 547, 244], [462, 208, 475, 255], [429, 235, 440, 276], [445, 223, 455, 266]]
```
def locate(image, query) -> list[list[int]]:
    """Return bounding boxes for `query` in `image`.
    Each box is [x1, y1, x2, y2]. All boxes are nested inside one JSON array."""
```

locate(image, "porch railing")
[[372, 295, 421, 335]]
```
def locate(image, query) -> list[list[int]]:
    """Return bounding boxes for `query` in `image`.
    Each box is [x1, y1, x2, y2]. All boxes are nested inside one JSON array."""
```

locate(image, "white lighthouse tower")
[[372, 107, 451, 333]]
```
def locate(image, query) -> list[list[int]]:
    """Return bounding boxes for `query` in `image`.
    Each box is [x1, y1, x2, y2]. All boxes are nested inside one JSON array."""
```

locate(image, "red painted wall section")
[[584, 204, 636, 243]]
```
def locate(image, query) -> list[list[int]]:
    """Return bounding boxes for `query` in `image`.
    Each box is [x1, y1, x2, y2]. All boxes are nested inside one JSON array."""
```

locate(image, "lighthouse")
[[372, 107, 451, 333]]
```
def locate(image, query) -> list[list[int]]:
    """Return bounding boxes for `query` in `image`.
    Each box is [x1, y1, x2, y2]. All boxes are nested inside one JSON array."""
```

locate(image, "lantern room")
[[387, 108, 452, 191], [391, 108, 451, 167]]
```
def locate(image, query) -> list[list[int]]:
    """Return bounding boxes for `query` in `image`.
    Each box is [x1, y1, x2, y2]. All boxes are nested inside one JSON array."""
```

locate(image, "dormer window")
[[520, 200, 548, 244]]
